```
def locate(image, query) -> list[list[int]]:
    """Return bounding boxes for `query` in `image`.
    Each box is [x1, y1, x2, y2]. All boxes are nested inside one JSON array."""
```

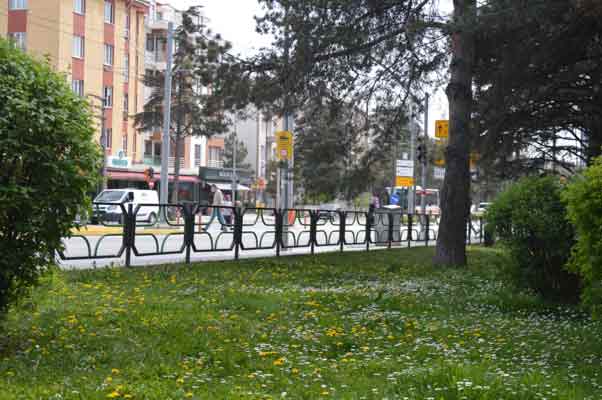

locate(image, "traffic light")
[[144, 167, 154, 181], [417, 138, 427, 164]]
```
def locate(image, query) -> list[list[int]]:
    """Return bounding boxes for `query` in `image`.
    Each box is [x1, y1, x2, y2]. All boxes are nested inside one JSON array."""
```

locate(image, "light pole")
[[231, 115, 238, 203]]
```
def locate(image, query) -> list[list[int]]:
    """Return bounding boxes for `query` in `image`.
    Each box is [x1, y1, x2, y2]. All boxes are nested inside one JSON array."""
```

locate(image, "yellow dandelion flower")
[[107, 391, 120, 398], [111, 368, 120, 375], [321, 391, 329, 396], [273, 357, 285, 366], [176, 377, 185, 385], [185, 392, 193, 398], [291, 368, 299, 374]]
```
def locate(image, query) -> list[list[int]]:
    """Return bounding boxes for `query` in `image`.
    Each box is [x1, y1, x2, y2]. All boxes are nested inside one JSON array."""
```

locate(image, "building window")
[[9, 0, 27, 10], [74, 0, 85, 14], [103, 128, 112, 149], [123, 94, 129, 119], [72, 79, 84, 97], [123, 54, 129, 82], [104, 1, 114, 24], [209, 146, 223, 167], [144, 140, 153, 156], [103, 86, 113, 108], [125, 14, 130, 38], [156, 11, 163, 21], [8, 32, 26, 51], [195, 144, 202, 167], [146, 34, 155, 52], [122, 135, 128, 154], [103, 44, 114, 66], [72, 35, 84, 58]]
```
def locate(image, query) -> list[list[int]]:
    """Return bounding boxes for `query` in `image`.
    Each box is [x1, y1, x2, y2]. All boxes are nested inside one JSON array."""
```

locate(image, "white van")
[[92, 189, 160, 224]]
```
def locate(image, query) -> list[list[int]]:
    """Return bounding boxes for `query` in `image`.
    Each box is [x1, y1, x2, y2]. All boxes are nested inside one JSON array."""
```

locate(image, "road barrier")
[[58, 204, 485, 267]]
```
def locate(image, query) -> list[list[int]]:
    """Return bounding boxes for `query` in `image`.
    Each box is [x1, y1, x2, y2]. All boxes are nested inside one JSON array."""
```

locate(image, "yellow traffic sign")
[[435, 120, 449, 139], [434, 158, 445, 167], [395, 176, 415, 187], [276, 131, 293, 161]]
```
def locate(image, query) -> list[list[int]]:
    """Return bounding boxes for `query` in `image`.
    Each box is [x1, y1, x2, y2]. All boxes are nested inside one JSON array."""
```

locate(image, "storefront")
[[198, 167, 254, 203], [106, 167, 201, 203]]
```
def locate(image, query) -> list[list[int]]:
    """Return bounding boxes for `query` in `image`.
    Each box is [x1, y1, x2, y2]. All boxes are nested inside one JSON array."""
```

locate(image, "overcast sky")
[[169, 0, 451, 133]]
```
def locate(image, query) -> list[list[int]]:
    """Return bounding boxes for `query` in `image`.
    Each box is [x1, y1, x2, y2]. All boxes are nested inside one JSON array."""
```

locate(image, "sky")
[[169, 0, 451, 136]]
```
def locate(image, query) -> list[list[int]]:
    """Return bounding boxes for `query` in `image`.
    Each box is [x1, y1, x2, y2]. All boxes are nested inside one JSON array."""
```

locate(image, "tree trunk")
[[434, 0, 476, 266], [585, 115, 602, 164]]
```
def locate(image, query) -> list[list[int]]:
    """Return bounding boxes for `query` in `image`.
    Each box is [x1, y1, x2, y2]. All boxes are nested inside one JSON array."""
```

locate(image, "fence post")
[[339, 211, 345, 253], [234, 206, 242, 260], [184, 204, 193, 264], [124, 203, 134, 268], [310, 210, 316, 255], [425, 214, 430, 246], [276, 209, 282, 257], [407, 214, 413, 249], [479, 217, 484, 244], [366, 210, 372, 252], [467, 219, 472, 245], [387, 211, 393, 249]]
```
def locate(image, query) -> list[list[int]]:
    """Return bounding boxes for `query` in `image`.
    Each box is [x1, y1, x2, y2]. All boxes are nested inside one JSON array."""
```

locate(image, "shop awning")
[[214, 183, 251, 192], [107, 169, 199, 183]]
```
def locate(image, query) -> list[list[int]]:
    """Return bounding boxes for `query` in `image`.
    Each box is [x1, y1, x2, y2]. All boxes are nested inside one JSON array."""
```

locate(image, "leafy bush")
[[563, 158, 602, 316], [486, 176, 580, 301], [0, 39, 100, 317]]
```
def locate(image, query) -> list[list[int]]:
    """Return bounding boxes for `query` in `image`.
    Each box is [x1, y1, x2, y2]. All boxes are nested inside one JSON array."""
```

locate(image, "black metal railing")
[[58, 204, 485, 267]]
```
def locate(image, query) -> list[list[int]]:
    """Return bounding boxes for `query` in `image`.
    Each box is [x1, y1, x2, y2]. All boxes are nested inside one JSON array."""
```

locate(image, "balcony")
[[208, 159, 224, 169], [143, 156, 186, 170]]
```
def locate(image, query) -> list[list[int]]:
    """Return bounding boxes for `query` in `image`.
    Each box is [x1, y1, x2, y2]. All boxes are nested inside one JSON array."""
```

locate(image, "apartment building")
[[1, 0, 149, 173]]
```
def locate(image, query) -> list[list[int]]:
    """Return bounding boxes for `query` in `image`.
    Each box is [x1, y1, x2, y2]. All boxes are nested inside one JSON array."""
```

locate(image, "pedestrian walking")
[[205, 184, 228, 231]]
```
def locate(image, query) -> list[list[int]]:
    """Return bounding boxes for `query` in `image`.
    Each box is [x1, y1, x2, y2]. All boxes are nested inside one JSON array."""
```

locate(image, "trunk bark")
[[434, 0, 476, 266], [585, 115, 602, 165]]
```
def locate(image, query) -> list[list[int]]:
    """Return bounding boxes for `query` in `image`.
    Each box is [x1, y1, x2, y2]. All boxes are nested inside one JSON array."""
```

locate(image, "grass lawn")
[[1, 247, 601, 399]]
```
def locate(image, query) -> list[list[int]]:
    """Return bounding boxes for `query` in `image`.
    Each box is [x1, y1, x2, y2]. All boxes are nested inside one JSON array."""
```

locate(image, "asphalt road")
[[58, 214, 481, 269]]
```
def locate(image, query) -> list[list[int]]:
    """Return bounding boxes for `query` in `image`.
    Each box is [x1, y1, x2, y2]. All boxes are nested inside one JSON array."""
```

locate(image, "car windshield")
[[95, 190, 125, 203], [479, 203, 490, 209]]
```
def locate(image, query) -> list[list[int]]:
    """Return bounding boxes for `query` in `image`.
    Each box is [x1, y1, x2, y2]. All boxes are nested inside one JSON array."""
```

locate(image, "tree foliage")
[[223, 131, 252, 171], [0, 38, 100, 317], [135, 7, 242, 202], [473, 0, 602, 177]]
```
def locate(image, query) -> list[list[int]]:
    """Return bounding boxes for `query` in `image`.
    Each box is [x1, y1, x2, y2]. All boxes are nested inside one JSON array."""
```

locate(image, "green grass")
[[1, 247, 601, 399]]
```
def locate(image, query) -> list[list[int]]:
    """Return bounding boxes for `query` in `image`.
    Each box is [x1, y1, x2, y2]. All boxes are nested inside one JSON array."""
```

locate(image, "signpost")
[[395, 176, 415, 187], [435, 120, 449, 139], [276, 131, 293, 161]]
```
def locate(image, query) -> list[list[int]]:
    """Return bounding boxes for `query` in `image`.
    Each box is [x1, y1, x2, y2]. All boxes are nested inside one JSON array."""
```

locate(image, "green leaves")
[[563, 157, 602, 316], [0, 37, 101, 317]]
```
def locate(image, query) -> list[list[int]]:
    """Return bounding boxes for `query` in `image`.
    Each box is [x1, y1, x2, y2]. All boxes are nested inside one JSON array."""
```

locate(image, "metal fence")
[[58, 204, 485, 267]]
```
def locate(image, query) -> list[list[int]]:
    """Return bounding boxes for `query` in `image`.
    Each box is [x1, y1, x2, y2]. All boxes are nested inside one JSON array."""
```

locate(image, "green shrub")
[[486, 176, 580, 301], [0, 39, 100, 318], [562, 158, 602, 316]]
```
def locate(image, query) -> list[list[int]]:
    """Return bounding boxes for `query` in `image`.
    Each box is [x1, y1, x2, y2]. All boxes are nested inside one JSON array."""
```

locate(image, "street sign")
[[434, 167, 445, 180], [396, 159, 414, 177], [276, 130, 293, 161], [435, 120, 449, 139], [434, 158, 445, 167], [395, 176, 415, 187]]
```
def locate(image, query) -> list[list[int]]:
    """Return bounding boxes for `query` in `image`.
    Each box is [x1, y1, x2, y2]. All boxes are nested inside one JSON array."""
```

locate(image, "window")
[[156, 11, 163, 21], [125, 14, 130, 38], [144, 141, 153, 156], [123, 94, 129, 119], [104, 1, 114, 24], [103, 128, 112, 149], [9, 0, 27, 10], [103, 44, 114, 66], [103, 86, 113, 108], [209, 146, 223, 164], [122, 135, 128, 154], [123, 54, 129, 82], [146, 35, 155, 52], [8, 32, 26, 51], [72, 35, 84, 58], [72, 80, 84, 96], [74, 0, 85, 14], [195, 144, 202, 167]]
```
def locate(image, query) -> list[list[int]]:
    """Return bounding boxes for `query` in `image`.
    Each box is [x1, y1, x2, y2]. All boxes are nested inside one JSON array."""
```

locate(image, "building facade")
[[1, 0, 149, 168]]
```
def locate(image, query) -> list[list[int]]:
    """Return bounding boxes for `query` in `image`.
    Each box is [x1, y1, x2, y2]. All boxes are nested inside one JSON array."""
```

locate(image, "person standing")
[[205, 184, 227, 231]]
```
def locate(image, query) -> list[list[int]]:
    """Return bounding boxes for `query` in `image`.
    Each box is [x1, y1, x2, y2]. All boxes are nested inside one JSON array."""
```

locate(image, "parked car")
[[91, 189, 159, 225], [317, 203, 342, 221]]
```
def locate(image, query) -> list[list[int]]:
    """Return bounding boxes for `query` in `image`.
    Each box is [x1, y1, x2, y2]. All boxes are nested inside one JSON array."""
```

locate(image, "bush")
[[0, 39, 100, 317], [486, 176, 580, 301], [563, 158, 602, 316]]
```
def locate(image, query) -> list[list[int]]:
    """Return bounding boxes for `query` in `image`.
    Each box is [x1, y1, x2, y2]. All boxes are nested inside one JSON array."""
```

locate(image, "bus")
[[387, 186, 440, 214]]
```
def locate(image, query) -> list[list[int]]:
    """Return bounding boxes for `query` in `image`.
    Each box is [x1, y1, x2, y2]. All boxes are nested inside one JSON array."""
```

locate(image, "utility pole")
[[281, 4, 292, 249], [88, 94, 107, 191], [160, 22, 174, 211], [420, 94, 429, 213], [408, 105, 417, 214], [231, 115, 238, 203]]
